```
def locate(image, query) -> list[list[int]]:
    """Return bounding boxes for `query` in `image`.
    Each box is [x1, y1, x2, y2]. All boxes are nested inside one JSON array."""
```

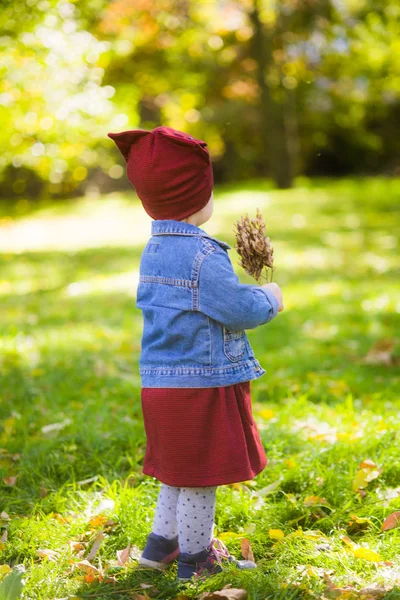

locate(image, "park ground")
[[0, 177, 399, 599]]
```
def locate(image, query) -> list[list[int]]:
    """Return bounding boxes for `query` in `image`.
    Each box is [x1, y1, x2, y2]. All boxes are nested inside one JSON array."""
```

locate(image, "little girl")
[[108, 126, 284, 581]]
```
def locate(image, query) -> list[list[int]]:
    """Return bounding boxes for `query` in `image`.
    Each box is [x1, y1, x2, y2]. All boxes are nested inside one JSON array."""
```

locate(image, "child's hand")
[[262, 282, 284, 312]]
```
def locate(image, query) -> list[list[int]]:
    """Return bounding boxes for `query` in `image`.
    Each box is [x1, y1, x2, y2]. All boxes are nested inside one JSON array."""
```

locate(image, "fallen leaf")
[[353, 460, 381, 492], [347, 514, 373, 533], [116, 544, 131, 566], [352, 547, 382, 562], [86, 532, 104, 561], [359, 459, 378, 469], [37, 548, 60, 562], [269, 529, 285, 540], [73, 559, 102, 575], [0, 512, 10, 521], [89, 514, 107, 529], [0, 565, 12, 575], [363, 339, 396, 366], [3, 476, 17, 486], [199, 589, 247, 600], [359, 585, 388, 598], [381, 511, 400, 531], [240, 538, 255, 562], [69, 541, 86, 554], [304, 496, 329, 507]]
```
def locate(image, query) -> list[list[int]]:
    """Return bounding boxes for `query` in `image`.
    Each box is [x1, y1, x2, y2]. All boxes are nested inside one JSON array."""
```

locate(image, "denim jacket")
[[136, 220, 280, 388]]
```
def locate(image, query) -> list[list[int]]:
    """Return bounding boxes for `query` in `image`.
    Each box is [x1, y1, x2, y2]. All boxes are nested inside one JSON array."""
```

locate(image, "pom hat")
[[107, 126, 214, 220]]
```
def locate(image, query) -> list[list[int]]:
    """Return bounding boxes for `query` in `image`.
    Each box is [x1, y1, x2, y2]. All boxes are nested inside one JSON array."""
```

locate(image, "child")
[[108, 126, 284, 581]]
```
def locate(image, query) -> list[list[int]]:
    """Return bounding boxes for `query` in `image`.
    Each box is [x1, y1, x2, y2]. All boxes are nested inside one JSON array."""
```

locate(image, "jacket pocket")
[[223, 327, 246, 362]]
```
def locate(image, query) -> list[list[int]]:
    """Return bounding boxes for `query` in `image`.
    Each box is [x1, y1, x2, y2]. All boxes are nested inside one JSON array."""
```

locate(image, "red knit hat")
[[107, 126, 214, 220]]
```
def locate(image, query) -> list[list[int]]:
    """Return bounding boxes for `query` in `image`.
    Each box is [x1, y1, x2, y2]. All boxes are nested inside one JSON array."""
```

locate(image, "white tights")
[[152, 484, 217, 554]]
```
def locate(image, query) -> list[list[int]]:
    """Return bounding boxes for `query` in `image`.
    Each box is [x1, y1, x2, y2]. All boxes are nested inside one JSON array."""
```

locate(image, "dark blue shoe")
[[178, 538, 256, 581], [138, 532, 179, 570]]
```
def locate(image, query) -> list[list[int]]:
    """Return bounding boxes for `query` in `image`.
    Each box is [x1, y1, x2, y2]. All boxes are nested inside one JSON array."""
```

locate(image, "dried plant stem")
[[234, 208, 275, 283]]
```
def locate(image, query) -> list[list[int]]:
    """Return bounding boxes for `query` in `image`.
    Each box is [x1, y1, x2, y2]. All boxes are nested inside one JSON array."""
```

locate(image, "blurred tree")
[[0, 0, 118, 198], [0, 0, 399, 199]]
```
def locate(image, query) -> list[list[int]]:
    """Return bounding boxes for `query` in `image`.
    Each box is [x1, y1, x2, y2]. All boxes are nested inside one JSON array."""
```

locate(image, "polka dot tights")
[[152, 484, 217, 555]]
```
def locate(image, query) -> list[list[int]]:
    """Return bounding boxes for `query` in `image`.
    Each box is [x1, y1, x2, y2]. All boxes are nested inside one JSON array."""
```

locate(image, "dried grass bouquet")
[[234, 208, 275, 283]]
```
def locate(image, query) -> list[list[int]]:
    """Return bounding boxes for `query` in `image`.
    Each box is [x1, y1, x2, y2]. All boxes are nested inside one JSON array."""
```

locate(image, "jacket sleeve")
[[197, 247, 279, 331]]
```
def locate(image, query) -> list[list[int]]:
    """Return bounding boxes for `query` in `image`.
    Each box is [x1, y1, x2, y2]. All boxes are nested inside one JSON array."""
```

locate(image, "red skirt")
[[141, 381, 267, 487]]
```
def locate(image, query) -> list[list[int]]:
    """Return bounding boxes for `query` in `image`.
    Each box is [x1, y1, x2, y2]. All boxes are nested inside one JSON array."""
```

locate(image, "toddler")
[[108, 126, 284, 580]]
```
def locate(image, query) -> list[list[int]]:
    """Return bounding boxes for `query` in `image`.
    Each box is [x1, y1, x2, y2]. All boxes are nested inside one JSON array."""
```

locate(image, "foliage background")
[[1, 0, 400, 199]]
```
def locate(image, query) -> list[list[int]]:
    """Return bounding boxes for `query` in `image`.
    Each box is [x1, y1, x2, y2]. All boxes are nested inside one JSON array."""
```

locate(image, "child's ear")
[[107, 130, 149, 162]]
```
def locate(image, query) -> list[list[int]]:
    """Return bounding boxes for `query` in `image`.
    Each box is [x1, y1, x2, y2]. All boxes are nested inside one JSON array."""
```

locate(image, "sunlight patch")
[[65, 271, 139, 298]]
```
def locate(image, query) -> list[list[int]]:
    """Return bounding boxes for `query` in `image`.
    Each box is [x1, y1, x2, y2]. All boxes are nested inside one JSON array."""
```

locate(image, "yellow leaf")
[[0, 565, 12, 575], [269, 529, 285, 540], [352, 466, 381, 491], [351, 547, 382, 562]]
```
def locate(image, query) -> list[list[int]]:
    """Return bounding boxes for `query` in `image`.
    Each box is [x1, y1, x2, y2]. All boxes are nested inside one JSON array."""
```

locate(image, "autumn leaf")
[[358, 585, 388, 598], [340, 536, 383, 563], [116, 544, 131, 566], [89, 515, 107, 529], [352, 459, 381, 492], [381, 511, 400, 531], [362, 338, 396, 366], [199, 589, 248, 600], [0, 564, 12, 575], [37, 548, 60, 562], [269, 529, 285, 540], [352, 547, 382, 562], [73, 559, 103, 576], [240, 538, 255, 562], [347, 514, 373, 533], [304, 496, 329, 507], [359, 459, 378, 469], [86, 532, 104, 561], [2, 476, 17, 486]]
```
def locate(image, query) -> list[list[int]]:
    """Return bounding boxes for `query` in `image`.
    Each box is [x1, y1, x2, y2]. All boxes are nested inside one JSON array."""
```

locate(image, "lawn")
[[0, 177, 399, 600]]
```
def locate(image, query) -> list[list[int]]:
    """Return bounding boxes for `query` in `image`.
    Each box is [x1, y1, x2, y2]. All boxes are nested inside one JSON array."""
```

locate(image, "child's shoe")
[[138, 532, 180, 570], [177, 538, 256, 581]]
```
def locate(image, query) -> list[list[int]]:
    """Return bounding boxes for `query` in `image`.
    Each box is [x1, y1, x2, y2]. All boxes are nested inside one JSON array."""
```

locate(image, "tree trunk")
[[249, 3, 294, 188]]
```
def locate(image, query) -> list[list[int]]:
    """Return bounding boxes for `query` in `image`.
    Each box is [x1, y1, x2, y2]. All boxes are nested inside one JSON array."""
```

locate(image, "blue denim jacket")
[[136, 220, 280, 388]]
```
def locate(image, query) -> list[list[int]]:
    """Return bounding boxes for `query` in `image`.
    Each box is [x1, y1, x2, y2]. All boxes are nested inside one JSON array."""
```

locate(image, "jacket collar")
[[151, 220, 231, 251]]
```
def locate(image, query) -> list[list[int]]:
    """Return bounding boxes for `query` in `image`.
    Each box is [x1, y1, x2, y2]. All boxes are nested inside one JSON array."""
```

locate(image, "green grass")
[[0, 177, 400, 599]]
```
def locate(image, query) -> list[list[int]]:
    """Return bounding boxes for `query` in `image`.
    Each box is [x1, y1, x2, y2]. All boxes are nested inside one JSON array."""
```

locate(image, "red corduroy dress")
[[141, 380, 267, 487]]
